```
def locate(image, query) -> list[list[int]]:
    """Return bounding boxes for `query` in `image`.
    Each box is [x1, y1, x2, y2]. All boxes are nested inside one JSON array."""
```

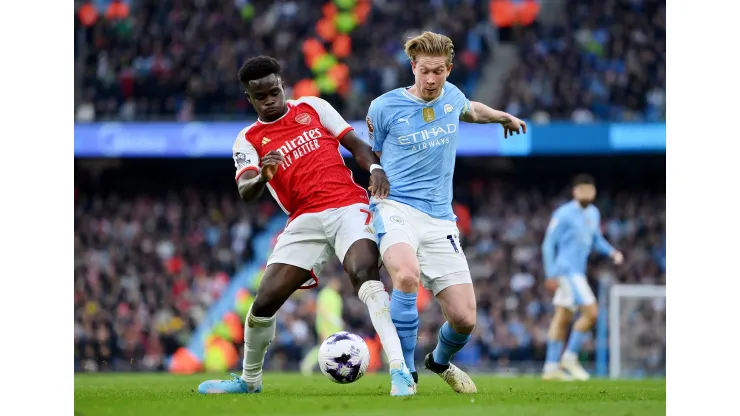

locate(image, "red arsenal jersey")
[[232, 96, 369, 221]]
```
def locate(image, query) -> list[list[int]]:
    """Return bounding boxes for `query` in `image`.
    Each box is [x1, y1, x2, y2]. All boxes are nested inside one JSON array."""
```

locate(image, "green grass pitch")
[[74, 372, 665, 416]]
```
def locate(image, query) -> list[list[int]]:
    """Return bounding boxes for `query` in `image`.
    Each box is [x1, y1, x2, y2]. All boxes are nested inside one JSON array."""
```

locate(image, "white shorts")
[[267, 203, 377, 289], [552, 274, 596, 311], [372, 199, 471, 295]]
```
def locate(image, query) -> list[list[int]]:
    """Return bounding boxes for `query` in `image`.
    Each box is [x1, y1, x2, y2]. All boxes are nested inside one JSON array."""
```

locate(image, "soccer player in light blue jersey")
[[365, 31, 526, 394], [541, 174, 624, 381]]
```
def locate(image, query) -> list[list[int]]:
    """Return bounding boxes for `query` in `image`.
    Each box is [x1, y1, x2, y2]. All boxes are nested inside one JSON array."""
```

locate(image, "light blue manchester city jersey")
[[366, 82, 471, 221], [542, 200, 616, 278]]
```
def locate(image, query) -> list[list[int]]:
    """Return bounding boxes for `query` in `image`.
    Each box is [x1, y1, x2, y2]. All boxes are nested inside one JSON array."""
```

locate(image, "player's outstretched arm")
[[340, 131, 390, 199], [237, 151, 283, 202], [461, 101, 527, 139]]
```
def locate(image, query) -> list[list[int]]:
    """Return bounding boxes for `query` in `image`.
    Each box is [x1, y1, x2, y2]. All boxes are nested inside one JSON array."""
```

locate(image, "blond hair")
[[404, 31, 455, 65]]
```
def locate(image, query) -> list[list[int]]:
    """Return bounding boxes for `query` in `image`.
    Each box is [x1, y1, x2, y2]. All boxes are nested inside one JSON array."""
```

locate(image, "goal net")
[[608, 284, 666, 379]]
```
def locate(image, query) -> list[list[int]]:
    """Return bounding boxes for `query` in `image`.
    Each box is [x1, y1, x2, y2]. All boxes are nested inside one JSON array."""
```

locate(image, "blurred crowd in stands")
[[75, 0, 491, 122], [74, 166, 279, 371], [501, 0, 666, 123], [75, 0, 665, 123], [74, 164, 666, 373]]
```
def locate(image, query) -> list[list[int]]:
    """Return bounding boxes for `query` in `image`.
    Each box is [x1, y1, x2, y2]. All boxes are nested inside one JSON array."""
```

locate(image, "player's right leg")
[[331, 203, 414, 396], [372, 200, 423, 387], [556, 274, 597, 381], [199, 214, 327, 394], [542, 302, 573, 381]]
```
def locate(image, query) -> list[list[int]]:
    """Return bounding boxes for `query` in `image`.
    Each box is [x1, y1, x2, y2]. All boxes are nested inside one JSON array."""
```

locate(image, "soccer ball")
[[318, 331, 370, 384]]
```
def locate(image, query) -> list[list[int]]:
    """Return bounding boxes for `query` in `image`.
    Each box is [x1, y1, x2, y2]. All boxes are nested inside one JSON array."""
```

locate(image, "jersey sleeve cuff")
[[235, 166, 259, 181], [335, 126, 353, 141]]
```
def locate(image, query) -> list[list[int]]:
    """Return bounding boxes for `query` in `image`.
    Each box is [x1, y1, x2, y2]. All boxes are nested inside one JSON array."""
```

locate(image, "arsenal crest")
[[295, 113, 311, 125]]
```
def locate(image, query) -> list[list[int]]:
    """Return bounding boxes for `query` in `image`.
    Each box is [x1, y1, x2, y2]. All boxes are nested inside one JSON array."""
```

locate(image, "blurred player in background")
[[366, 32, 526, 393], [541, 174, 624, 381], [198, 56, 415, 396], [300, 277, 344, 376]]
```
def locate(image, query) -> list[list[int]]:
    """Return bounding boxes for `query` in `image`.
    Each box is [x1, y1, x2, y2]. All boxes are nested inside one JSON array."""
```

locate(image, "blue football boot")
[[198, 373, 262, 394], [390, 362, 416, 396]]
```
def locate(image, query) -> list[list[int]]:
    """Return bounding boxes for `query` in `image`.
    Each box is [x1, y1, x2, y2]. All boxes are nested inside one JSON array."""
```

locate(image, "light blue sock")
[[432, 321, 471, 366], [390, 289, 418, 372], [565, 330, 589, 354], [545, 339, 564, 364]]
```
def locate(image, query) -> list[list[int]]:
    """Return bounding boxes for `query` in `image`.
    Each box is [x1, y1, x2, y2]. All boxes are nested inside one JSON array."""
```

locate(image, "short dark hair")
[[238, 56, 281, 85], [572, 173, 596, 187]]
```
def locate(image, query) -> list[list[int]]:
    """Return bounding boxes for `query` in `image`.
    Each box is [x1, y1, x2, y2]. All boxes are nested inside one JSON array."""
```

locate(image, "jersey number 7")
[[360, 209, 372, 226]]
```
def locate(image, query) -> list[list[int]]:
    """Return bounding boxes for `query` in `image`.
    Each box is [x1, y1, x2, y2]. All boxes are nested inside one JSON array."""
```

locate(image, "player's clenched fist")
[[260, 150, 284, 181], [368, 169, 390, 199]]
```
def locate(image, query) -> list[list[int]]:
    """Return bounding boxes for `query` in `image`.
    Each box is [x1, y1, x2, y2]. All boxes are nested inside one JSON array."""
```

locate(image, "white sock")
[[544, 362, 559, 372], [358, 280, 405, 368], [562, 351, 578, 362], [240, 307, 276, 386]]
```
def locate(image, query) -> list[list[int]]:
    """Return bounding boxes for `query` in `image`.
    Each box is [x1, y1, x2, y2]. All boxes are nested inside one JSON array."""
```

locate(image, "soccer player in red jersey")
[[198, 56, 415, 396]]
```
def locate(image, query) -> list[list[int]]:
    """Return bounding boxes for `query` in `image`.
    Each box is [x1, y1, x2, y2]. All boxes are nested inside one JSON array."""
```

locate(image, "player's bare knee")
[[448, 311, 476, 335], [581, 303, 599, 323], [392, 270, 420, 293], [548, 307, 572, 338], [346, 265, 379, 293], [250, 296, 277, 318], [445, 301, 477, 334], [383, 242, 420, 292], [553, 307, 573, 325], [548, 319, 569, 340], [344, 239, 381, 292], [387, 260, 420, 292]]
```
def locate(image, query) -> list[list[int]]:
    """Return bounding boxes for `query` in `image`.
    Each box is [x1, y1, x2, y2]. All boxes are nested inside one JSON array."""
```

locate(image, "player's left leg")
[[423, 280, 478, 394], [198, 263, 313, 393], [333, 204, 414, 396], [200, 213, 328, 394], [559, 274, 598, 381], [417, 227, 477, 394]]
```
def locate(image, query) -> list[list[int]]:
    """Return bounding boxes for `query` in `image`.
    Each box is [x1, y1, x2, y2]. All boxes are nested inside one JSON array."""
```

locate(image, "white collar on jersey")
[[402, 86, 446, 106]]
